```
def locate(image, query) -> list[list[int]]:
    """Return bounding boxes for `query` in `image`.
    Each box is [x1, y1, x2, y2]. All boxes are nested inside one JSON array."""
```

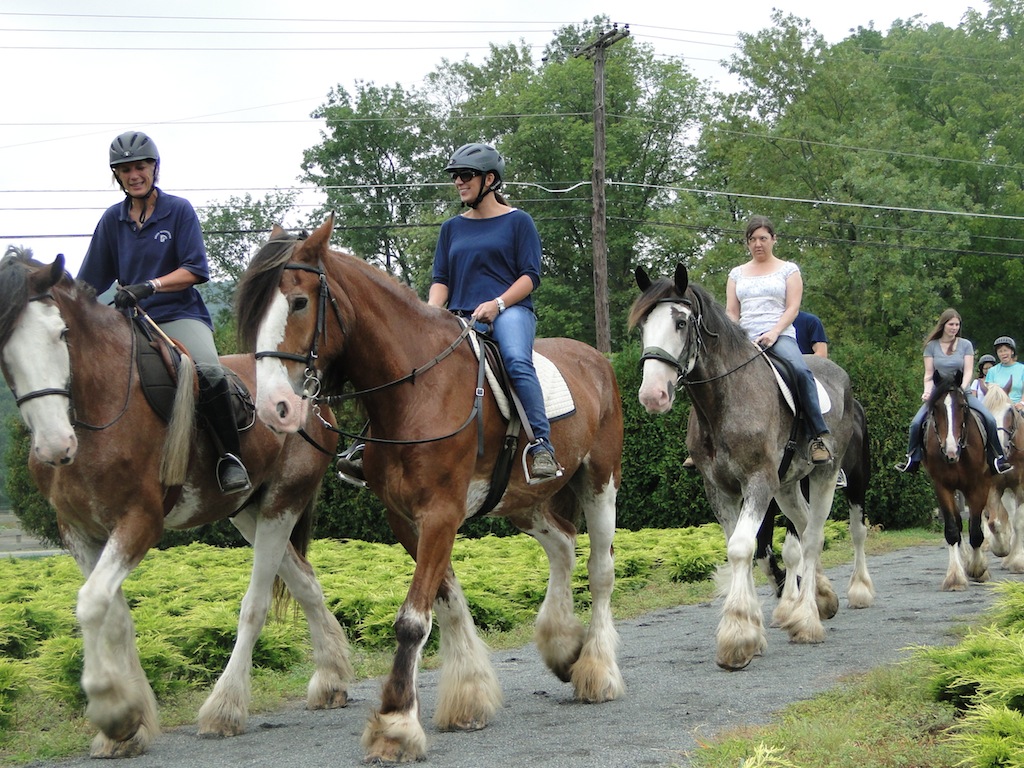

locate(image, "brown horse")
[[922, 369, 992, 589], [0, 248, 351, 758], [235, 216, 624, 763]]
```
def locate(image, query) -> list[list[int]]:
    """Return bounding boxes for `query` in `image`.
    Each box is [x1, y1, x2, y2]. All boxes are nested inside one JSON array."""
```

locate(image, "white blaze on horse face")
[[4, 301, 77, 464], [942, 394, 960, 461], [254, 290, 308, 433], [638, 302, 686, 414]]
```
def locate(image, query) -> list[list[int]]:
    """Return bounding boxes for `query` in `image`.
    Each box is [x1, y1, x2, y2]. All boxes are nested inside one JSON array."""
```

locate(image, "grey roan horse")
[[629, 264, 857, 670]]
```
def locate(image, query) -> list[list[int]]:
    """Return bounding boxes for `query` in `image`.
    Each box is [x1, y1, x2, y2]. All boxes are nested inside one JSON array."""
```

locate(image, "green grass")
[[0, 524, 933, 765]]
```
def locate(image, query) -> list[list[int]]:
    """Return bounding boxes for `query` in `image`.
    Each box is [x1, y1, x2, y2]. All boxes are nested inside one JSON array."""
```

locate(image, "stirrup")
[[835, 469, 847, 489], [894, 455, 918, 474], [337, 442, 367, 489], [994, 457, 1014, 476], [217, 453, 252, 494], [523, 440, 563, 486]]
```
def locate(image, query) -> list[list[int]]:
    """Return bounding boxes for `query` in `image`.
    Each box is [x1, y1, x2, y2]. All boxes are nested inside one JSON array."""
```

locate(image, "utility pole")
[[575, 23, 629, 354]]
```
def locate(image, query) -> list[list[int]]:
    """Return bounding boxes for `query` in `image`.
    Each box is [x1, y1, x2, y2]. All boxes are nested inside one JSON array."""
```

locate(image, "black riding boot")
[[198, 368, 252, 494]]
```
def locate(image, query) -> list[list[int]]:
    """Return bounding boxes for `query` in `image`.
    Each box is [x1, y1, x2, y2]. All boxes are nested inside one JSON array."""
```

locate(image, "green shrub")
[[0, 658, 26, 734]]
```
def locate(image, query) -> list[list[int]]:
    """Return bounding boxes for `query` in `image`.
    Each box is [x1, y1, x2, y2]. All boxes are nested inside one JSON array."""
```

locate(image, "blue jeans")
[[768, 335, 829, 437], [485, 305, 551, 453]]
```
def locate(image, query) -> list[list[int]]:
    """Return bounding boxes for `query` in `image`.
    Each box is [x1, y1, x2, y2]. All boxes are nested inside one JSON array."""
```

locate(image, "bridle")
[[7, 291, 135, 431], [927, 388, 970, 461], [253, 260, 484, 449], [638, 293, 766, 387], [9, 291, 71, 407], [254, 262, 346, 401]]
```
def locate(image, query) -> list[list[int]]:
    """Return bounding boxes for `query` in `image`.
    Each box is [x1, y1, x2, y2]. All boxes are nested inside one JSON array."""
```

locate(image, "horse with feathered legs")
[[758, 396, 875, 613], [629, 264, 855, 671], [0, 248, 351, 758], [981, 385, 1024, 570], [234, 216, 624, 763], [921, 369, 994, 589]]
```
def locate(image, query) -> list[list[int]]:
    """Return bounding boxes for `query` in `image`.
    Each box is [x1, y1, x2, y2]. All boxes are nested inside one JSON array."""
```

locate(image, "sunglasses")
[[450, 169, 481, 183]]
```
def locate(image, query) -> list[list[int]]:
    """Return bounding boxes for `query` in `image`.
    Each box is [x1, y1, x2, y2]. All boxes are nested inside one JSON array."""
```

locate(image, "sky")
[[0, 0, 984, 275]]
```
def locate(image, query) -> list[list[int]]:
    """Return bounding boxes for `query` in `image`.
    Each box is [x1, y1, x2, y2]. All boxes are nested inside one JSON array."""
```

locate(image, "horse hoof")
[[89, 730, 149, 759]]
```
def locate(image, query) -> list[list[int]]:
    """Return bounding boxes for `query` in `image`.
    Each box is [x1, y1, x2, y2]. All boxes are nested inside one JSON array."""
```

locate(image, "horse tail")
[[272, 477, 323, 619], [160, 353, 197, 487]]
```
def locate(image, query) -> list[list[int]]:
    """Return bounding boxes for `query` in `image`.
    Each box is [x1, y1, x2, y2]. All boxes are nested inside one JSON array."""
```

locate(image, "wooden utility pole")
[[575, 23, 629, 354]]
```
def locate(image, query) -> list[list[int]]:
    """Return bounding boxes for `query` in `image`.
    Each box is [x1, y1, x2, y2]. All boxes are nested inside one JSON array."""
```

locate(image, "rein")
[[255, 260, 486, 450], [639, 296, 768, 388]]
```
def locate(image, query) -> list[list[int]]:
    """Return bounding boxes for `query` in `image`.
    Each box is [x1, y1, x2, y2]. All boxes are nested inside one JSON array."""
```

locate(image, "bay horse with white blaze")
[[629, 264, 856, 671], [921, 369, 994, 589], [0, 248, 351, 758], [235, 217, 624, 763]]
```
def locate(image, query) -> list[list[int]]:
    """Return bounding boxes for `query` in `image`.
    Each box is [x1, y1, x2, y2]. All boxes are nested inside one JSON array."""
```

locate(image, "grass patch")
[[688, 664, 961, 768]]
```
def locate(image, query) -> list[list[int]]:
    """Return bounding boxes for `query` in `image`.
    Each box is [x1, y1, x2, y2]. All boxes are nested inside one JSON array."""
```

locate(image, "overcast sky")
[[0, 0, 981, 275]]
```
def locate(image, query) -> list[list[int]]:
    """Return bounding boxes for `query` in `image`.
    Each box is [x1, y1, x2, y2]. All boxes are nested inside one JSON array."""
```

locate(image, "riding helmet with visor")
[[445, 143, 505, 208], [994, 335, 1017, 354], [978, 353, 997, 369], [109, 131, 160, 168]]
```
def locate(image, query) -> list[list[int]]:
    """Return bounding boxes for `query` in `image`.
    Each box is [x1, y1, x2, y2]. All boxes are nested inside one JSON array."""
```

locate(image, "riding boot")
[[197, 369, 252, 494], [979, 407, 1014, 475], [895, 415, 924, 473]]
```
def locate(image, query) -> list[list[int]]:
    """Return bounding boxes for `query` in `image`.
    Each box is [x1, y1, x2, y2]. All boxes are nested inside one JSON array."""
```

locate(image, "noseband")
[[9, 292, 72, 408], [253, 261, 346, 400], [638, 298, 701, 383]]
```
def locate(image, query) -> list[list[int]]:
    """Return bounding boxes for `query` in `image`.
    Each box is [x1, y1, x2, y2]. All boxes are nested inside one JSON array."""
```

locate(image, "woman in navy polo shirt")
[[78, 130, 250, 493]]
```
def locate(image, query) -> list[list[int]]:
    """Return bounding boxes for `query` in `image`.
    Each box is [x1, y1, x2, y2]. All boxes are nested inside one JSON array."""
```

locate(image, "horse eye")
[[59, 327, 69, 341], [291, 296, 309, 313]]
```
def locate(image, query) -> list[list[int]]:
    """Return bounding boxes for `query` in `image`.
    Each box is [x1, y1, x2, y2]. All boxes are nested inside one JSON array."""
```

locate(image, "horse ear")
[[673, 263, 689, 295], [635, 266, 651, 291], [49, 253, 65, 286], [270, 224, 287, 238], [300, 216, 336, 264], [1005, 380, 1012, 395]]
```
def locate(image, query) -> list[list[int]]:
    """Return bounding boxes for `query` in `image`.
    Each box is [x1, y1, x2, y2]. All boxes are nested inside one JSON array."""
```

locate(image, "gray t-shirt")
[[925, 338, 974, 379]]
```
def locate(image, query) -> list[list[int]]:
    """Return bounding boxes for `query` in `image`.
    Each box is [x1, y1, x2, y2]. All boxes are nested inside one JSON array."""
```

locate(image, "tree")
[[302, 82, 444, 290]]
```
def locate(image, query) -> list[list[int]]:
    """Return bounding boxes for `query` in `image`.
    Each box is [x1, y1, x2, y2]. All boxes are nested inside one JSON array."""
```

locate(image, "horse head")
[[629, 263, 700, 413], [928, 369, 969, 463], [237, 215, 344, 433], [0, 249, 77, 465]]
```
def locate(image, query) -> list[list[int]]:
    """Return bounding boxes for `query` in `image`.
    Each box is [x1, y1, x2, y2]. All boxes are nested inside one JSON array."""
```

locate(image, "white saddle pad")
[[761, 345, 832, 415], [468, 330, 576, 422]]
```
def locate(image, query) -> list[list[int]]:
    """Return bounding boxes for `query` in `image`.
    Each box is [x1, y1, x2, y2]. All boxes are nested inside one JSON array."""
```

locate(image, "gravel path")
[[39, 541, 1019, 768]]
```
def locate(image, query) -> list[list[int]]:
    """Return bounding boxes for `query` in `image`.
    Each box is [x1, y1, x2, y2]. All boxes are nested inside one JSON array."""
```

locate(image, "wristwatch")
[[495, 297, 506, 313]]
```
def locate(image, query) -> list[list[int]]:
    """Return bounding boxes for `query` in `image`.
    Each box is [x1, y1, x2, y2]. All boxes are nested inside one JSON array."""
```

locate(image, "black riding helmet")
[[445, 143, 505, 208]]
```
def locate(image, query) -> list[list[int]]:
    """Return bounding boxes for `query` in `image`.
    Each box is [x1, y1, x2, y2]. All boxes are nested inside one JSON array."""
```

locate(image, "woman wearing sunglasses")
[[428, 142, 561, 482]]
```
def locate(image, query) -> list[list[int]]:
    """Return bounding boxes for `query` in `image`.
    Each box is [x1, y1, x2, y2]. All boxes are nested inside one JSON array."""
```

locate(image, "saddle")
[[761, 344, 831, 477], [132, 320, 255, 431], [464, 325, 575, 515]]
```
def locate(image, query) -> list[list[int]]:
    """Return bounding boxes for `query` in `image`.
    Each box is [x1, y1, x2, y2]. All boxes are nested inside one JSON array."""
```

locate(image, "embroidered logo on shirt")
[[154, 230, 172, 243]]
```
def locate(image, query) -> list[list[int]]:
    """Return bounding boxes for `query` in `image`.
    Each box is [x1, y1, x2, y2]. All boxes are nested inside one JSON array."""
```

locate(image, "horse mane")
[[685, 282, 753, 359], [0, 247, 36, 348], [235, 231, 303, 351], [984, 383, 1013, 414]]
